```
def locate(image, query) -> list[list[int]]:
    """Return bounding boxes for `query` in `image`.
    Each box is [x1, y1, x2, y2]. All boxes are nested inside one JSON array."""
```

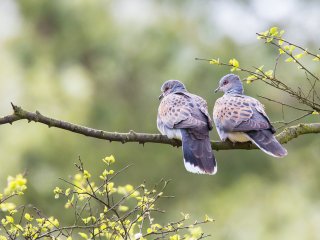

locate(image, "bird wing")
[[158, 93, 210, 139], [213, 94, 274, 133], [184, 92, 213, 130], [158, 93, 192, 128]]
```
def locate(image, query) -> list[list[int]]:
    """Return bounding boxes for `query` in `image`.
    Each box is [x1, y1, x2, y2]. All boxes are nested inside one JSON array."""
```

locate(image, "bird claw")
[[224, 138, 235, 147]]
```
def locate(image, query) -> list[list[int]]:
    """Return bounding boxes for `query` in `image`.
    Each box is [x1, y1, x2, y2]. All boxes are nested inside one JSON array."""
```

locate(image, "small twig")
[[258, 96, 312, 112], [274, 112, 312, 130], [262, 36, 319, 82], [256, 33, 320, 59], [273, 54, 281, 78]]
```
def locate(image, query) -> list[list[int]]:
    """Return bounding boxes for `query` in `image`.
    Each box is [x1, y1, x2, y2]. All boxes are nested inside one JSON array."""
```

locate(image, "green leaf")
[[78, 232, 88, 239], [246, 75, 257, 84], [118, 205, 129, 212], [204, 214, 214, 222], [265, 70, 273, 77], [269, 26, 278, 36], [266, 37, 273, 43], [312, 55, 320, 61], [255, 65, 264, 73], [229, 58, 239, 68], [65, 188, 71, 196], [24, 213, 33, 221], [209, 58, 220, 65], [284, 45, 295, 53], [6, 216, 14, 223], [103, 155, 115, 165], [170, 235, 181, 240], [259, 30, 269, 37], [294, 52, 305, 59], [285, 57, 294, 62], [83, 170, 91, 179]]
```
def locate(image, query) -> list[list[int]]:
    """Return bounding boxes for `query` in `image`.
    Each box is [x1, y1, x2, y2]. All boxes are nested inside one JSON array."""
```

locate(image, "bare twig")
[[273, 54, 281, 78], [257, 96, 312, 112], [274, 112, 312, 130]]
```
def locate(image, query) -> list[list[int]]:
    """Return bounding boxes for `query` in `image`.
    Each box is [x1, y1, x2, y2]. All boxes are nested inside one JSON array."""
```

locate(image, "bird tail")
[[246, 130, 288, 158], [181, 130, 217, 175]]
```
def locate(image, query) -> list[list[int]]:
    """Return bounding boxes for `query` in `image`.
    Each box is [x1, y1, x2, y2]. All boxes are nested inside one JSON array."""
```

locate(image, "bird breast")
[[157, 120, 182, 140]]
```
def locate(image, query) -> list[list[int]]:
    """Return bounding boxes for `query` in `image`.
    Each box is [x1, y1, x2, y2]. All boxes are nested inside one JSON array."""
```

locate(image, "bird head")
[[214, 74, 244, 94], [159, 80, 187, 100]]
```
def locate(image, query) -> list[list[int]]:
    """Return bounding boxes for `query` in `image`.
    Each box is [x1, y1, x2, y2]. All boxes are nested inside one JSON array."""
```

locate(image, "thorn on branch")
[[10, 102, 17, 111], [129, 130, 136, 135], [11, 102, 21, 115]]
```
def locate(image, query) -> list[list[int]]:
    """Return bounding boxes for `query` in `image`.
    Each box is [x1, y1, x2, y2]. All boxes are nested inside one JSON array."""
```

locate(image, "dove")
[[157, 80, 217, 175], [213, 74, 287, 157]]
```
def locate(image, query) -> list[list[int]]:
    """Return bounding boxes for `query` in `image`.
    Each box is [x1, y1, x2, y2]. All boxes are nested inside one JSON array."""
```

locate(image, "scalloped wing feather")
[[213, 94, 272, 132]]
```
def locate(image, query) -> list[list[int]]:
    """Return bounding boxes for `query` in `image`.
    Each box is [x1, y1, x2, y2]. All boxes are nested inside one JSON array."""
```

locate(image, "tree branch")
[[1, 103, 319, 151]]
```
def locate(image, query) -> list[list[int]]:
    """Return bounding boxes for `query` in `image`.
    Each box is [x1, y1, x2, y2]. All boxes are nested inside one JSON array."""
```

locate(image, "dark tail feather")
[[181, 130, 217, 175], [246, 130, 288, 158]]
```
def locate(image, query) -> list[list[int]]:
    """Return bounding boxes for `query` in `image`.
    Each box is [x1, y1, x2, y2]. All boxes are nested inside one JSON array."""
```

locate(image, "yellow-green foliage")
[[204, 26, 319, 85], [0, 155, 213, 239]]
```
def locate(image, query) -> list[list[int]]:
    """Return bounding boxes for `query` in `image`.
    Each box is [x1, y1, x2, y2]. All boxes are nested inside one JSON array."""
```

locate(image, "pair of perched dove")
[[157, 74, 287, 175]]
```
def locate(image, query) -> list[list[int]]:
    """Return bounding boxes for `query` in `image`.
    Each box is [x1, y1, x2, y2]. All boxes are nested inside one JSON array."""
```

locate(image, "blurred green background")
[[1, 0, 320, 239]]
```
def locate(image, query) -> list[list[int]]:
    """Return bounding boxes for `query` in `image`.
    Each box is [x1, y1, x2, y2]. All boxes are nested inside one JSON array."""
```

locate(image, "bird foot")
[[225, 138, 236, 147]]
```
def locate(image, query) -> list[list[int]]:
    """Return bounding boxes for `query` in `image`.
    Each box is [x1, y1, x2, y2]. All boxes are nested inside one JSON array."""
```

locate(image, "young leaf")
[[294, 52, 305, 59], [229, 58, 239, 68], [269, 26, 278, 36], [209, 58, 220, 65], [312, 55, 320, 62]]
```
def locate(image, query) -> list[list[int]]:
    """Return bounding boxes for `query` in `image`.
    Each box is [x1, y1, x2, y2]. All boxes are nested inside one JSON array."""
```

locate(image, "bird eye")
[[223, 80, 228, 85], [164, 87, 169, 91]]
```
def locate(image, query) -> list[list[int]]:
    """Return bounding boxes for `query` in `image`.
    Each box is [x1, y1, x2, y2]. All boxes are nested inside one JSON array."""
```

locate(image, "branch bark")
[[1, 103, 319, 151]]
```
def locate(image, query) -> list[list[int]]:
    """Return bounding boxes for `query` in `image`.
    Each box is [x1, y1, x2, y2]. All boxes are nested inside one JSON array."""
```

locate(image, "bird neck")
[[226, 86, 243, 95], [172, 88, 187, 94]]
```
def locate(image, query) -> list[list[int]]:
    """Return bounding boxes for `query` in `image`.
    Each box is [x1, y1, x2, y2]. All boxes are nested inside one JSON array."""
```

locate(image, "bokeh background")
[[1, 0, 320, 239]]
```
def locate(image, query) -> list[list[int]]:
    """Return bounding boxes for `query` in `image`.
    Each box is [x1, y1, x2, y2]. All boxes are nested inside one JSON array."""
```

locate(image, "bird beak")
[[214, 87, 220, 93], [159, 93, 164, 100]]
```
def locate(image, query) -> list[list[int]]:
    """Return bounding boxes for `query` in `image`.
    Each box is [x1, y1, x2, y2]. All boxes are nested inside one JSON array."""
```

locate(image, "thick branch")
[[276, 123, 320, 144], [0, 104, 319, 151]]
